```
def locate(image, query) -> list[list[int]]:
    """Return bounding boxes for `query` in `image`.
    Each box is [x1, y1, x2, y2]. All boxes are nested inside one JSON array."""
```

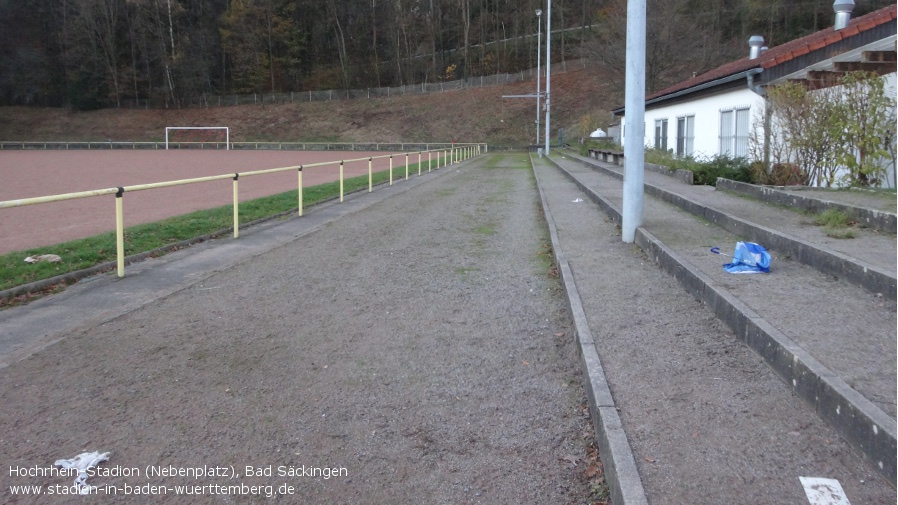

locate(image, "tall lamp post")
[[535, 9, 542, 146], [621, 0, 646, 243], [544, 0, 551, 154]]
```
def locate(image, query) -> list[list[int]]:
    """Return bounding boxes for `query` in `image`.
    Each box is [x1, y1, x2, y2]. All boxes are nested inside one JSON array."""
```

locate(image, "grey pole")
[[544, 0, 551, 155], [536, 9, 542, 146], [621, 0, 646, 243]]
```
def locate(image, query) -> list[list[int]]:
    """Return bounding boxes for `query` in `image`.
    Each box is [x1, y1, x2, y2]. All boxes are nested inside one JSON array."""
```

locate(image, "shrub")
[[578, 139, 621, 157], [688, 154, 752, 186]]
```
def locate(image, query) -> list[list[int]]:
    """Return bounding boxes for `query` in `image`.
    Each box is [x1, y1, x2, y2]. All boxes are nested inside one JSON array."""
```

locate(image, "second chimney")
[[834, 0, 855, 30], [749, 36, 765, 60]]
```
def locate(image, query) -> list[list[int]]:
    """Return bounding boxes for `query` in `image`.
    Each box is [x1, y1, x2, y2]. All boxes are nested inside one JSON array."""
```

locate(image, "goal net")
[[165, 127, 230, 150]]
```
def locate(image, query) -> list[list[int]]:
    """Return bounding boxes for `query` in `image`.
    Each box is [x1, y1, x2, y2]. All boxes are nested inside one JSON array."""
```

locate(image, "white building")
[[612, 2, 896, 184]]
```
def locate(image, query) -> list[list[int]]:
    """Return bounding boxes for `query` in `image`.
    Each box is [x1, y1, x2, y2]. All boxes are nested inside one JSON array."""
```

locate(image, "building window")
[[676, 115, 694, 157], [654, 118, 668, 151], [719, 107, 750, 157]]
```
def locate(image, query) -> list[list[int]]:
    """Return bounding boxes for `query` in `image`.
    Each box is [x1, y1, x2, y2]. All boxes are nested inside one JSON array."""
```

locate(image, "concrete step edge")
[[561, 154, 896, 301], [530, 154, 650, 505], [545, 154, 897, 485]]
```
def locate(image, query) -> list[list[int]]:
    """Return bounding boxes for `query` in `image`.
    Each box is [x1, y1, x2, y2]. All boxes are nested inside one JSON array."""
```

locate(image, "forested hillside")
[[0, 0, 892, 110]]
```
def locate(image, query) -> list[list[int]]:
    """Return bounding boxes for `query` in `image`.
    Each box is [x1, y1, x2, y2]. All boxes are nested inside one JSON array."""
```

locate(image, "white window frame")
[[676, 115, 695, 157], [719, 107, 750, 157], [654, 118, 668, 151]]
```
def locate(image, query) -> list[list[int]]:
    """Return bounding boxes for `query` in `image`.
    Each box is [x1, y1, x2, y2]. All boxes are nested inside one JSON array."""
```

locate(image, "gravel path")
[[1, 154, 599, 504]]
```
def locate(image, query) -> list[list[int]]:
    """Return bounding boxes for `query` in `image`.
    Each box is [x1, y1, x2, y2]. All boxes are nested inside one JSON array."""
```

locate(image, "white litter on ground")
[[24, 254, 62, 263], [571, 198, 584, 203], [800, 477, 851, 505], [54, 451, 109, 494]]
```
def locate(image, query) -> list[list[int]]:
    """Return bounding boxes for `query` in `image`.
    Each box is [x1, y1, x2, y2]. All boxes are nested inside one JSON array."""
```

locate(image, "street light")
[[545, 0, 551, 155], [536, 9, 542, 146]]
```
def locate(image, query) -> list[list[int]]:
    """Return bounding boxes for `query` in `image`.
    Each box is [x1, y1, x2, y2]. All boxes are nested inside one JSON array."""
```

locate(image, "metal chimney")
[[749, 36, 765, 60], [834, 0, 855, 30]]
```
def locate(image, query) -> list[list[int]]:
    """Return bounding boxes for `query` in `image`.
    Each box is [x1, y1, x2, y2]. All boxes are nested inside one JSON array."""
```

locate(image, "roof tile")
[[640, 5, 896, 104]]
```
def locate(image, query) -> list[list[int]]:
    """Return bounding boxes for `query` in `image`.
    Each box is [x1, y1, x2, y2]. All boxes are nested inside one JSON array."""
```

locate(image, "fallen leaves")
[[0, 280, 70, 309], [582, 438, 610, 504], [584, 460, 603, 479]]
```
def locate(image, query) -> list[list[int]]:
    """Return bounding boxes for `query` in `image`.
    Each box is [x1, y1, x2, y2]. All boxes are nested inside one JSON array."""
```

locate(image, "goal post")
[[165, 127, 230, 150]]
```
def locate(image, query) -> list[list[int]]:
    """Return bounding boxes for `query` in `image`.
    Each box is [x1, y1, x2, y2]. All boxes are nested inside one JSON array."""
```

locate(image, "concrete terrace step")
[[530, 153, 895, 504], [541, 153, 896, 489], [560, 150, 897, 301], [715, 179, 897, 234]]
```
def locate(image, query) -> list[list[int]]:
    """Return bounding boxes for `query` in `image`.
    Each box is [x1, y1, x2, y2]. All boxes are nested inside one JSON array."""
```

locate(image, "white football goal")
[[165, 127, 230, 150]]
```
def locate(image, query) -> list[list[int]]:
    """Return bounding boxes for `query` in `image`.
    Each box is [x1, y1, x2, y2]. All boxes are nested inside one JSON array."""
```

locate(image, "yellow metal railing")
[[0, 145, 486, 278]]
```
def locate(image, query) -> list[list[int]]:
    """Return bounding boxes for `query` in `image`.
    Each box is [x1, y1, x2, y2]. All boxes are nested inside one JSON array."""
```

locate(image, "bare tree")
[[459, 0, 471, 78], [581, 0, 741, 97], [71, 0, 124, 107]]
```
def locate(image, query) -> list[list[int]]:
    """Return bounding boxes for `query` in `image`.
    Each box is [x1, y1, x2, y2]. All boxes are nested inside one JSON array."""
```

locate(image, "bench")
[[587, 148, 624, 166]]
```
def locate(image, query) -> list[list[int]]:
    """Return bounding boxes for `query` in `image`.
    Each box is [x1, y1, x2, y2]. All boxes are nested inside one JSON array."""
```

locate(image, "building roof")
[[613, 5, 897, 114]]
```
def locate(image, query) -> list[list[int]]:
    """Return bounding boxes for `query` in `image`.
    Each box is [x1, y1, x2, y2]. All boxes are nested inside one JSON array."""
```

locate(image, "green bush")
[[690, 155, 752, 186], [577, 139, 621, 157], [644, 149, 749, 186]]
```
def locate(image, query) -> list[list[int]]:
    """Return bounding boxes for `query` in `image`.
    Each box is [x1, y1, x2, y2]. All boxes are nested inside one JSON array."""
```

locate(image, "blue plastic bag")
[[723, 242, 771, 274]]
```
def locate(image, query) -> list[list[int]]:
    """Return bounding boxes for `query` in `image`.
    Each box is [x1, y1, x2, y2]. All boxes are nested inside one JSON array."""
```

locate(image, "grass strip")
[[1, 160, 444, 292]]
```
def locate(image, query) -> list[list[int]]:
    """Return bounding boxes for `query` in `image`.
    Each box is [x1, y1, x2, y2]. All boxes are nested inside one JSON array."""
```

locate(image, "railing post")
[[389, 156, 393, 185], [418, 152, 422, 176], [368, 158, 373, 192], [428, 152, 432, 172], [298, 167, 303, 216], [115, 188, 125, 278], [232, 174, 239, 238], [339, 161, 344, 202], [405, 153, 409, 180]]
